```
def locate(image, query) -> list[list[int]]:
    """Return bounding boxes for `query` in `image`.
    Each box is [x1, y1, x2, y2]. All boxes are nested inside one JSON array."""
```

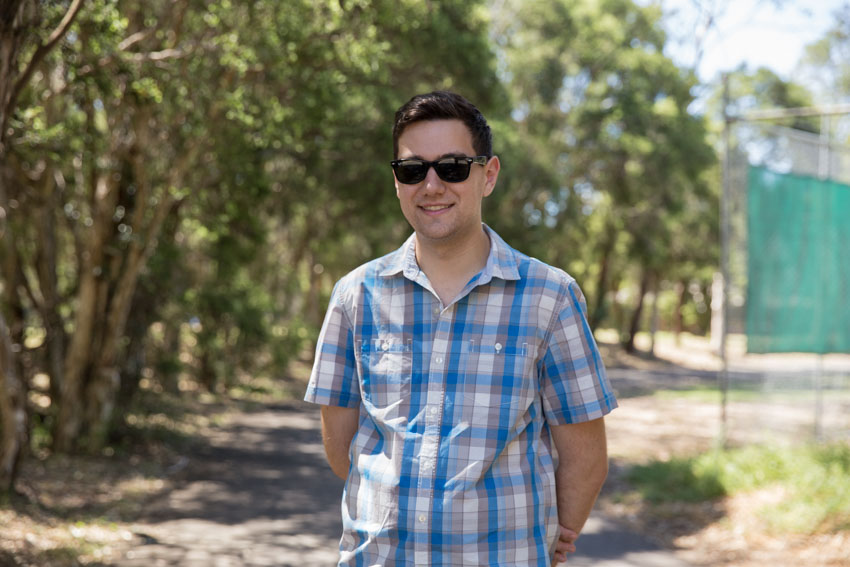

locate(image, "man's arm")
[[550, 417, 609, 539], [320, 405, 359, 480]]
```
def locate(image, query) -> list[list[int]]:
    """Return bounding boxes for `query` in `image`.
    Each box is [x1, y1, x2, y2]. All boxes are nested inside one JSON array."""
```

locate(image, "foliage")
[[489, 0, 717, 348], [799, 4, 850, 102], [706, 65, 819, 131], [2, 0, 843, 462], [627, 443, 850, 533], [2, 0, 507, 454]]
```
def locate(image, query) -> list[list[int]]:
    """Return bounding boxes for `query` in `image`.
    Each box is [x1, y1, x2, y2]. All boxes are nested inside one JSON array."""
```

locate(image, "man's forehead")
[[397, 119, 475, 157]]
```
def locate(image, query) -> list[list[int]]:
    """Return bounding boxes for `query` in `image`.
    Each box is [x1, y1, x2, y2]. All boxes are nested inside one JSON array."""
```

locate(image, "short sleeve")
[[304, 283, 361, 408], [539, 279, 617, 424]]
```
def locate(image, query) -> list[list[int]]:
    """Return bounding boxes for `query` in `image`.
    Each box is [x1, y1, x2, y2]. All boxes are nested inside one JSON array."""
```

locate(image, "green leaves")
[[2, 0, 766, 447]]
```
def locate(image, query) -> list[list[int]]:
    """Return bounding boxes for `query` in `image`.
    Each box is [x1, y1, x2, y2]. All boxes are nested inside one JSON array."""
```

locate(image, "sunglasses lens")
[[392, 158, 478, 184], [434, 161, 470, 182], [394, 162, 428, 184]]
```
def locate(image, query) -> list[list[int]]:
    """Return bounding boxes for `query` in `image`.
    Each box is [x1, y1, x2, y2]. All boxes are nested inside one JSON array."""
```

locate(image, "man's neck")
[[414, 227, 491, 306]]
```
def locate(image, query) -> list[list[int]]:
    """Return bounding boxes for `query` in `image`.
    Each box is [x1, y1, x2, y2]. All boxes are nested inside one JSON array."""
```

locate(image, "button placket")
[[414, 306, 450, 561]]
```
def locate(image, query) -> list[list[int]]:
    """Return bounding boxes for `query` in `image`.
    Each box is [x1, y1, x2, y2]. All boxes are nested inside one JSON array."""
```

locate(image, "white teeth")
[[422, 205, 449, 211]]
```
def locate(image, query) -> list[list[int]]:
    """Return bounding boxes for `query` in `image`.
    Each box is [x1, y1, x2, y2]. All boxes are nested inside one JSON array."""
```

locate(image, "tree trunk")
[[0, 0, 30, 497], [54, 173, 117, 452], [198, 346, 216, 392], [116, 304, 150, 407], [648, 274, 659, 357], [83, 196, 173, 448], [80, 137, 182, 449], [624, 269, 651, 354], [35, 165, 66, 413], [590, 236, 614, 331], [1, 0, 87, 472], [0, 308, 26, 493], [674, 278, 687, 346], [0, 154, 27, 496]]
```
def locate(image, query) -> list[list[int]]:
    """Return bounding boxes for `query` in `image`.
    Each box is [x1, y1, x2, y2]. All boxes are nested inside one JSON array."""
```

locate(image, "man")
[[305, 91, 617, 566]]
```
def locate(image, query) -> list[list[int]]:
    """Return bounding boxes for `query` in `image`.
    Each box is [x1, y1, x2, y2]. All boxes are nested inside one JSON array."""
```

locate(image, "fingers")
[[555, 540, 577, 554], [553, 524, 579, 564]]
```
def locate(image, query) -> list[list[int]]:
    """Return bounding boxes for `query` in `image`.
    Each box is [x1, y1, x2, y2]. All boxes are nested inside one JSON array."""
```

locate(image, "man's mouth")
[[420, 204, 452, 212]]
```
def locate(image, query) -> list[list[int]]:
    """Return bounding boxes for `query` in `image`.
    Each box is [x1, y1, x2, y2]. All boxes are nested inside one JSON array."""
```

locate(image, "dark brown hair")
[[392, 91, 493, 159]]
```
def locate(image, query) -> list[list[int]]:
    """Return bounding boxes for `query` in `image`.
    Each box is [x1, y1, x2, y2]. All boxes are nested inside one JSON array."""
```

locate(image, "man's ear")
[[483, 155, 500, 197]]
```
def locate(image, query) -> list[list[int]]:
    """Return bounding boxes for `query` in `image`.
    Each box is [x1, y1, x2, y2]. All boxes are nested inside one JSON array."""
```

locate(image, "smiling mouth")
[[420, 204, 452, 212]]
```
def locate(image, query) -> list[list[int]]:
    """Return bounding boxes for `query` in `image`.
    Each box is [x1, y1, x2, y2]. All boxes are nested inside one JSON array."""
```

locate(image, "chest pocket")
[[359, 338, 413, 413], [459, 341, 535, 424]]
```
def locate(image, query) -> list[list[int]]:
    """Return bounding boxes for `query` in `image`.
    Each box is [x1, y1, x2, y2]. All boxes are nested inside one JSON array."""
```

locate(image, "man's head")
[[391, 91, 500, 248], [392, 91, 493, 159]]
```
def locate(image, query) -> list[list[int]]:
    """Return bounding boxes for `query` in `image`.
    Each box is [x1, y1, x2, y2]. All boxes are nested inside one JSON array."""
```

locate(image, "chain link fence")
[[720, 115, 850, 444]]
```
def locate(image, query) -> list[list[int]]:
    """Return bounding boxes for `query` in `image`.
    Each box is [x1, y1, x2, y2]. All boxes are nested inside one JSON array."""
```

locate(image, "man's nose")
[[421, 165, 446, 193]]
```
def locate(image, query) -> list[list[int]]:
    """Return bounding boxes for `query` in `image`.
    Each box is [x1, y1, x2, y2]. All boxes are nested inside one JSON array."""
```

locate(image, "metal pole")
[[719, 73, 732, 448], [819, 115, 831, 180], [814, 115, 829, 441], [815, 355, 825, 441]]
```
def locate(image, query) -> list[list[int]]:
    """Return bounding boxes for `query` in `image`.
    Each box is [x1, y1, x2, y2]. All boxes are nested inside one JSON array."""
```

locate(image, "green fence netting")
[[746, 166, 850, 353]]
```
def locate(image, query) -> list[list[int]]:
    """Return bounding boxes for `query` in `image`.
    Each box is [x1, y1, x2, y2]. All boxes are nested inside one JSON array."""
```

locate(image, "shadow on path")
[[117, 400, 343, 567], [569, 515, 691, 567]]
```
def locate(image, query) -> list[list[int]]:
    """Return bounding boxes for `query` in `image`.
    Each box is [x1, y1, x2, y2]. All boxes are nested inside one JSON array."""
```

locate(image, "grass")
[[228, 374, 304, 403], [653, 383, 850, 405], [627, 442, 850, 534], [652, 385, 763, 403]]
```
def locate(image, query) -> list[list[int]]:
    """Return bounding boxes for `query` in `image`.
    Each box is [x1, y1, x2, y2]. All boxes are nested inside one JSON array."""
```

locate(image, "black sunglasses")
[[390, 155, 488, 184]]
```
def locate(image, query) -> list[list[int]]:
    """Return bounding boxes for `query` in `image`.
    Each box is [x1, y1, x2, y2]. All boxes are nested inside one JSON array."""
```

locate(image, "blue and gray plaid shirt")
[[305, 225, 617, 566]]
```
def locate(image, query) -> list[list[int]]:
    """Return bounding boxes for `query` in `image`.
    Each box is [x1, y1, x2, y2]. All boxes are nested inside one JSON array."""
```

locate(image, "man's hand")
[[552, 524, 578, 565]]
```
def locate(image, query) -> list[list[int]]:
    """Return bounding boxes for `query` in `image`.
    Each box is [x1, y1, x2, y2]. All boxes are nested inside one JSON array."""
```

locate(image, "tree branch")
[[117, 28, 154, 51], [5, 0, 85, 133], [127, 48, 186, 63]]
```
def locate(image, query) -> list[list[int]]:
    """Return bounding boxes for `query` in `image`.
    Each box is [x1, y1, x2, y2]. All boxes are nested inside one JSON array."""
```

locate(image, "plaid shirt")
[[305, 225, 617, 566]]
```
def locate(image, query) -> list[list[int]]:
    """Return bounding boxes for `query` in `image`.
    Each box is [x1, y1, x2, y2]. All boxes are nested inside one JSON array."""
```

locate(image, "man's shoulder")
[[487, 225, 576, 292], [332, 247, 404, 297], [512, 248, 578, 293]]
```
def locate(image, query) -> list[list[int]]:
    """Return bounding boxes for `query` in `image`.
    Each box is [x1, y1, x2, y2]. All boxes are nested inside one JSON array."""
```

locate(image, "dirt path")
[[113, 398, 689, 567], [111, 336, 850, 567]]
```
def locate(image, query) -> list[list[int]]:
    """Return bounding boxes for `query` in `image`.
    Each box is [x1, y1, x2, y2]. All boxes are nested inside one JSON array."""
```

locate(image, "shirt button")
[[433, 307, 440, 316], [494, 342, 502, 353], [435, 356, 443, 364], [382, 342, 390, 351], [429, 406, 438, 415], [419, 515, 426, 523]]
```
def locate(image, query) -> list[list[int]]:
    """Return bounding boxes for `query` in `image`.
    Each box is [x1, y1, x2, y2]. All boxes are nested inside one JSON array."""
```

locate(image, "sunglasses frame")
[[390, 155, 489, 184]]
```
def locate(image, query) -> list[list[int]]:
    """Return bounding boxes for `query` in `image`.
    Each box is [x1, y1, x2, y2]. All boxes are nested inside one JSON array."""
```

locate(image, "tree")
[[798, 3, 850, 102], [490, 0, 716, 349], [3, 0, 507, 460], [0, 0, 84, 494]]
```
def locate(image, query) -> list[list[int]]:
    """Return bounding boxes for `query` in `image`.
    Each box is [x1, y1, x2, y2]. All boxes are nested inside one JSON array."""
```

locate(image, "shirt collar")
[[481, 224, 521, 282], [378, 224, 521, 282], [377, 232, 418, 279]]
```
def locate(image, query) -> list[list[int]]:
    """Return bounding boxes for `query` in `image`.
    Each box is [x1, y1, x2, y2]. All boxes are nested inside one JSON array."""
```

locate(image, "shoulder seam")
[[540, 267, 577, 351]]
